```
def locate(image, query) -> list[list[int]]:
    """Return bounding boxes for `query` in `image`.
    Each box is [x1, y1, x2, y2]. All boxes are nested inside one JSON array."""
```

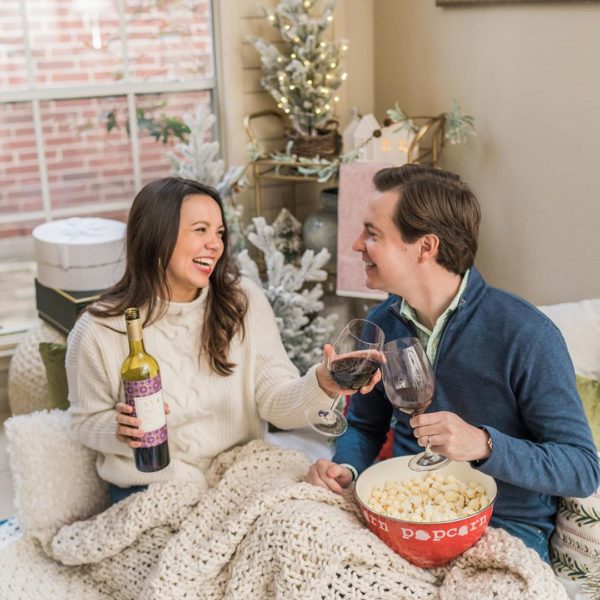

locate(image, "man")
[[306, 165, 600, 561]]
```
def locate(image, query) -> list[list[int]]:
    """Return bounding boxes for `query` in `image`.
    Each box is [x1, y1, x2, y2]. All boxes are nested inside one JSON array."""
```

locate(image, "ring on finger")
[[426, 435, 431, 446]]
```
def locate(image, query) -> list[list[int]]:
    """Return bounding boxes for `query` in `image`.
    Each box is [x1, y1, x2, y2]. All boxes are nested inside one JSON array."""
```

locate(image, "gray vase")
[[302, 187, 338, 264]]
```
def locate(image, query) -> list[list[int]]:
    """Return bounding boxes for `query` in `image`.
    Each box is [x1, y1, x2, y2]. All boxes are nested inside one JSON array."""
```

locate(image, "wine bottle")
[[121, 307, 170, 472]]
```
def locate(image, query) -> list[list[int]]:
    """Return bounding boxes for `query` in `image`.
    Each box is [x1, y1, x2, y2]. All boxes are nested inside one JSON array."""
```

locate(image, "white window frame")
[[0, 0, 221, 226]]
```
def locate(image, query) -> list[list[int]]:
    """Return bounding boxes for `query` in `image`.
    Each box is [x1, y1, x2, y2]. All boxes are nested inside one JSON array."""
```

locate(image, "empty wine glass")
[[306, 318, 385, 437], [382, 337, 449, 471]]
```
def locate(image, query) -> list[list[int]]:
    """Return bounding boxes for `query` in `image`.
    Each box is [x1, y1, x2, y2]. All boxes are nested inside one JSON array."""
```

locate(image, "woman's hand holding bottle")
[[116, 401, 170, 448]]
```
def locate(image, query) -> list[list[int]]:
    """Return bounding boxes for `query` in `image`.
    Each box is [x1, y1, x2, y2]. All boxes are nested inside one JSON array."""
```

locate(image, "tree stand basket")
[[287, 121, 341, 158]]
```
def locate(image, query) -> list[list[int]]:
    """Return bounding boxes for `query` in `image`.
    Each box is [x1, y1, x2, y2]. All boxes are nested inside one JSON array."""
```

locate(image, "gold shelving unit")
[[243, 108, 448, 217], [249, 158, 336, 217], [243, 109, 338, 217]]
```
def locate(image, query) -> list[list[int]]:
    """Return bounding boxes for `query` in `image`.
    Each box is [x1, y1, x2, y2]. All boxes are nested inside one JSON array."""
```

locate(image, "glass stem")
[[423, 442, 434, 458], [411, 410, 434, 457], [319, 394, 342, 424], [327, 393, 341, 413]]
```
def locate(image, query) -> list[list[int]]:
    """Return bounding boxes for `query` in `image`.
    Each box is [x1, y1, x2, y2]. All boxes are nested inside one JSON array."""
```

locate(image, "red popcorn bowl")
[[355, 456, 497, 568]]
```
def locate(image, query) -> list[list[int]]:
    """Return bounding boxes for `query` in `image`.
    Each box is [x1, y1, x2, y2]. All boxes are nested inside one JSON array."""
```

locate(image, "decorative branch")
[[247, 101, 475, 182], [167, 102, 247, 253], [102, 104, 190, 144]]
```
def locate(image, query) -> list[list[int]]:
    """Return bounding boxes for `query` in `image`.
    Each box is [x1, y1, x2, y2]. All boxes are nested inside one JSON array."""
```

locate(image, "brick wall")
[[0, 0, 214, 240]]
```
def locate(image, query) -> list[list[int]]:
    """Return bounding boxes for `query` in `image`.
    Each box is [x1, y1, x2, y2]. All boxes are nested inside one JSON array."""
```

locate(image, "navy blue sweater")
[[334, 268, 600, 538]]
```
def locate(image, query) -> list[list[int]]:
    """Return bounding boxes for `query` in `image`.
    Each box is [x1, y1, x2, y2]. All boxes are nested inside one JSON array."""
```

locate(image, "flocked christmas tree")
[[238, 217, 337, 374], [167, 102, 337, 373], [271, 208, 303, 263], [248, 0, 348, 136], [168, 102, 246, 254]]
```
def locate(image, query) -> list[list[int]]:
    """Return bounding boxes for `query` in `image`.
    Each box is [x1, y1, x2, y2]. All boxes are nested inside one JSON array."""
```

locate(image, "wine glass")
[[306, 318, 385, 437], [381, 337, 449, 471]]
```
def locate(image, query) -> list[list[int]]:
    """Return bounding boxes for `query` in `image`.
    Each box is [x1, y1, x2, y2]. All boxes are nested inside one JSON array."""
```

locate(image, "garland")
[[247, 100, 475, 183]]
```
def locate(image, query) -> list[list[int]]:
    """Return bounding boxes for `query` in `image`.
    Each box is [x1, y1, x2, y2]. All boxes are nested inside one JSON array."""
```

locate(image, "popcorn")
[[366, 472, 489, 523]]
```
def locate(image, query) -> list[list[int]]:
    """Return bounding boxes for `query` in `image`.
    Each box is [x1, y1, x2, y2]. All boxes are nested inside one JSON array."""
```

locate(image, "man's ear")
[[418, 234, 439, 262]]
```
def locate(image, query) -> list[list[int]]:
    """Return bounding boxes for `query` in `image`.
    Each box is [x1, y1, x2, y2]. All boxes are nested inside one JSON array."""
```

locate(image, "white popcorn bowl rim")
[[355, 455, 498, 525]]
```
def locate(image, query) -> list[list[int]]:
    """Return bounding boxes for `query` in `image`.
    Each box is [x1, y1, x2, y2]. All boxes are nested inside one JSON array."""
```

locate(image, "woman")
[[66, 177, 373, 504]]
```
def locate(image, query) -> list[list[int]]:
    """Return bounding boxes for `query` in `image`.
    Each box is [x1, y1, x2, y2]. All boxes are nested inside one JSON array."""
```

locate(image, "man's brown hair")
[[373, 165, 481, 275]]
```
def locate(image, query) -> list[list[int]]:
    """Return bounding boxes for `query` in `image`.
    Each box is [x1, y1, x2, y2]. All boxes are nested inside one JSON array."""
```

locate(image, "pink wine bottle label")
[[123, 374, 168, 448]]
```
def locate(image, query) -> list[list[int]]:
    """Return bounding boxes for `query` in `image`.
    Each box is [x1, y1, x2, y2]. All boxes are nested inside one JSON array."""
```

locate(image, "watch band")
[[339, 463, 358, 482], [482, 427, 493, 455]]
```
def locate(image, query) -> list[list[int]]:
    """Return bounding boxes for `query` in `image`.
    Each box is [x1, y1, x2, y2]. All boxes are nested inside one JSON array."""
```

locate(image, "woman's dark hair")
[[373, 165, 480, 275], [89, 177, 247, 376]]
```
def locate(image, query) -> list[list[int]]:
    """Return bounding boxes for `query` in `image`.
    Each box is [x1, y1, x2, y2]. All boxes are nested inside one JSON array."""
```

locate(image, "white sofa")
[[1, 298, 599, 599]]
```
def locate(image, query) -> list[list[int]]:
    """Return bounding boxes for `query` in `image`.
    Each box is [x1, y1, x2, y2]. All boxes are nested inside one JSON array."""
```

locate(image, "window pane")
[[26, 0, 123, 87], [0, 219, 44, 241], [126, 0, 214, 82], [0, 102, 44, 216], [0, 1, 28, 89], [41, 97, 135, 210], [136, 90, 212, 186]]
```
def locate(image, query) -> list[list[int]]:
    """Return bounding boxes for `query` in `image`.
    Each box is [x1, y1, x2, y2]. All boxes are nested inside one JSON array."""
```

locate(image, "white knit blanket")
[[0, 441, 567, 599]]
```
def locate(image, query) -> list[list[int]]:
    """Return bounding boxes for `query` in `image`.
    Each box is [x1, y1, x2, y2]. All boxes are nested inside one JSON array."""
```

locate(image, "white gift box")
[[33, 217, 126, 291], [353, 114, 380, 162]]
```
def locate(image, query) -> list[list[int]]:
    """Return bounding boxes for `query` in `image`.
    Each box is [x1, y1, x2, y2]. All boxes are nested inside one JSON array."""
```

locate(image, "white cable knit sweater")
[[65, 277, 332, 488]]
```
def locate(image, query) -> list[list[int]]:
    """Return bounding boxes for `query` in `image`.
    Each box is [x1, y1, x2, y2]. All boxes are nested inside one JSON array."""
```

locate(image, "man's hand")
[[305, 459, 354, 494], [409, 411, 491, 462], [315, 344, 382, 397]]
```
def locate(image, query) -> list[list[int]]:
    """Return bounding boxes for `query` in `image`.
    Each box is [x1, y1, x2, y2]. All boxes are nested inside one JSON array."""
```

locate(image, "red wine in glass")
[[329, 352, 382, 390], [382, 337, 449, 471], [306, 319, 385, 437], [393, 387, 432, 417]]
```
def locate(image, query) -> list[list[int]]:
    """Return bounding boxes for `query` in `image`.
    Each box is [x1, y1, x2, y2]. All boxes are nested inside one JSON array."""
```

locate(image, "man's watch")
[[471, 428, 493, 467], [482, 427, 493, 456], [340, 463, 358, 482]]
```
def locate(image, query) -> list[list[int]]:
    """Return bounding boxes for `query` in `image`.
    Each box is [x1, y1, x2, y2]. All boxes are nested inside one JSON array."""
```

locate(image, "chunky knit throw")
[[0, 441, 568, 599]]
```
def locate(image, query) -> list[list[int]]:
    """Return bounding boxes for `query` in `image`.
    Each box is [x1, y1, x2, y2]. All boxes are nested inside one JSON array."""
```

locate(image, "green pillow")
[[38, 342, 69, 410], [576, 374, 600, 450]]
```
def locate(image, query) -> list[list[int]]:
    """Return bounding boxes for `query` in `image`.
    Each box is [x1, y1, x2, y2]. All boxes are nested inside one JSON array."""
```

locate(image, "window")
[[0, 0, 218, 243]]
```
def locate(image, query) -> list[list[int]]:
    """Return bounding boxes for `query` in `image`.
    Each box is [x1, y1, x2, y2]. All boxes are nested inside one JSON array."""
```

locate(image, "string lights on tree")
[[248, 0, 348, 137]]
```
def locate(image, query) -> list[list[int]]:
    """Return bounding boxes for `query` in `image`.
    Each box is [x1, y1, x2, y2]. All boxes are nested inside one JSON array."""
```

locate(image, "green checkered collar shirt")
[[399, 269, 470, 365]]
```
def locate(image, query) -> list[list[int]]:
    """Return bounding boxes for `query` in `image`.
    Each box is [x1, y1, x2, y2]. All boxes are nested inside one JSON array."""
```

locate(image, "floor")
[[0, 413, 15, 520]]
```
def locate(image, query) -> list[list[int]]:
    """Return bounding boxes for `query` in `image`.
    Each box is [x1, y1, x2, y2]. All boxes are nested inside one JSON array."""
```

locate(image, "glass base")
[[305, 407, 348, 437], [408, 451, 450, 472]]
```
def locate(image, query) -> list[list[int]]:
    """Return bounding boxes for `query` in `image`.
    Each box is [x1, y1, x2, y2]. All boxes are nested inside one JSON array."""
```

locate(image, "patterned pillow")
[[550, 475, 600, 582]]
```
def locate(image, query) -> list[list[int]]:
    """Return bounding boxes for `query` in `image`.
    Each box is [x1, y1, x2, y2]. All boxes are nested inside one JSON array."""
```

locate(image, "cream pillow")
[[5, 409, 110, 548], [538, 298, 600, 380]]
